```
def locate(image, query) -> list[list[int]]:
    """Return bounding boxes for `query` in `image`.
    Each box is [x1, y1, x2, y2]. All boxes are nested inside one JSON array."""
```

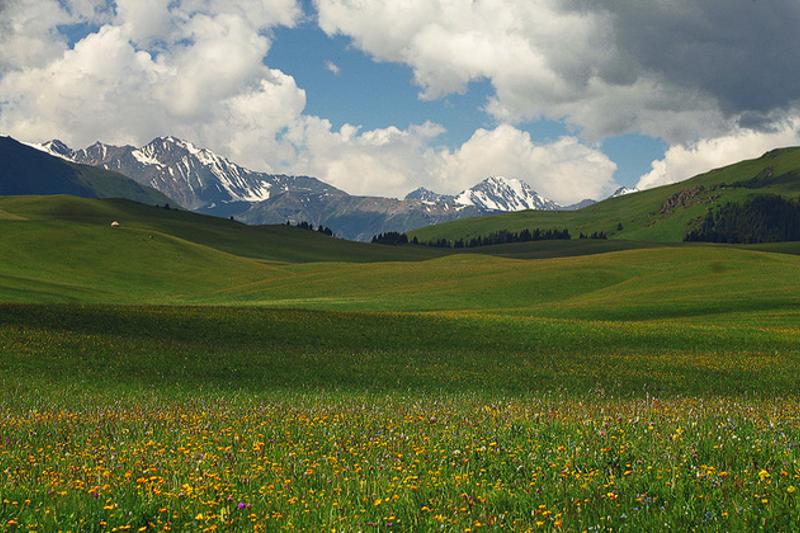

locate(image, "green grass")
[[410, 146, 800, 244], [0, 195, 449, 264], [3, 194, 800, 530]]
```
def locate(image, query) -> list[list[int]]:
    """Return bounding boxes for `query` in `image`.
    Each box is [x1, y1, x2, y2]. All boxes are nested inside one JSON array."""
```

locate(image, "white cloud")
[[115, 0, 173, 46], [324, 60, 340, 76], [637, 119, 800, 190], [0, 0, 74, 72], [284, 119, 446, 198]]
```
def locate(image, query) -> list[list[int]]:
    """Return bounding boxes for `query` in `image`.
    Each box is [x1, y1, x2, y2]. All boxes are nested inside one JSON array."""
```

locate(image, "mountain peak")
[[43, 139, 72, 153], [31, 134, 337, 210], [610, 185, 639, 198], [455, 176, 560, 212], [29, 139, 76, 161], [405, 187, 451, 205], [482, 175, 522, 186]]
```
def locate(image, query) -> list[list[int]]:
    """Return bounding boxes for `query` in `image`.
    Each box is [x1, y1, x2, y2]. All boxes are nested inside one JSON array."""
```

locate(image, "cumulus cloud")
[[0, 0, 77, 72], [316, 0, 800, 144], [637, 119, 800, 190]]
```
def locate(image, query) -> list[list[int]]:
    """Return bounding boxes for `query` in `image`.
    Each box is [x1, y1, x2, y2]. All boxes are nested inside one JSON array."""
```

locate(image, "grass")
[[0, 195, 446, 264], [3, 195, 800, 529]]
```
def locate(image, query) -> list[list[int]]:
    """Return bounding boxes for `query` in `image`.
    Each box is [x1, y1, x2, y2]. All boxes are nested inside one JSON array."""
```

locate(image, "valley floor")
[[2, 196, 800, 530]]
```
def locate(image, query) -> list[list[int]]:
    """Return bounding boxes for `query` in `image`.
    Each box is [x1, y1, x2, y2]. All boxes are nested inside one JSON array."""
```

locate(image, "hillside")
[[0, 195, 798, 315], [410, 147, 800, 243], [0, 136, 173, 205], [0, 195, 445, 265]]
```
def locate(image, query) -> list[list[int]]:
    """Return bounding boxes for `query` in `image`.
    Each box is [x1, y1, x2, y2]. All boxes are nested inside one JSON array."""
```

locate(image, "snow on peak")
[[23, 139, 76, 161], [610, 185, 639, 198], [405, 187, 450, 205], [131, 147, 164, 167], [455, 176, 560, 212], [133, 136, 274, 202]]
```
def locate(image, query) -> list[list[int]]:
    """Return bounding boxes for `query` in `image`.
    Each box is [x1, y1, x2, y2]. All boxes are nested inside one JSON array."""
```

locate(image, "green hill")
[[0, 136, 173, 205], [2, 195, 799, 318], [410, 146, 800, 243], [0, 195, 449, 265]]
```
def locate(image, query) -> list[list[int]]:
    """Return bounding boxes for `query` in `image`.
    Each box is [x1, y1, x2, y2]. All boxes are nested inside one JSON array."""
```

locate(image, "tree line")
[[371, 227, 592, 248], [371, 232, 416, 245], [578, 231, 608, 240], [286, 220, 334, 237], [685, 195, 800, 243]]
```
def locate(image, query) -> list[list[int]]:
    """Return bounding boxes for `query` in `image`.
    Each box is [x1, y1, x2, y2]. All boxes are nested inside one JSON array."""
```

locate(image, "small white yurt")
[[111, 221, 120, 228]]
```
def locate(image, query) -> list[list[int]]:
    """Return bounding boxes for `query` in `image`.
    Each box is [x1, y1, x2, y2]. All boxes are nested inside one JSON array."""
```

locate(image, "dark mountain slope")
[[0, 136, 172, 205]]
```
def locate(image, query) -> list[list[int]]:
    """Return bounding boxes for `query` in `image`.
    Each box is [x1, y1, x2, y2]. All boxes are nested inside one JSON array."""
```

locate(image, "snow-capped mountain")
[[33, 137, 339, 210], [405, 187, 451, 206], [455, 176, 560, 211], [610, 185, 639, 198], [404, 177, 560, 213]]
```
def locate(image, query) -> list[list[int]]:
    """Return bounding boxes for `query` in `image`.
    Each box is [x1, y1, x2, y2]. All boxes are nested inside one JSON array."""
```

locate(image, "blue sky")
[[267, 19, 666, 188]]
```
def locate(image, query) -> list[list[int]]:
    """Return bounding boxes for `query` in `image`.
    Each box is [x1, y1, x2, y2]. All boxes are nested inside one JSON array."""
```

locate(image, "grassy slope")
[[0, 194, 673, 269], [1, 197, 798, 325], [410, 146, 800, 243], [0, 195, 446, 264]]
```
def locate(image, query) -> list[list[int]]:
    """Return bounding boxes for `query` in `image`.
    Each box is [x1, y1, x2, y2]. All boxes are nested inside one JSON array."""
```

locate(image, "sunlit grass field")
[[2, 196, 800, 530]]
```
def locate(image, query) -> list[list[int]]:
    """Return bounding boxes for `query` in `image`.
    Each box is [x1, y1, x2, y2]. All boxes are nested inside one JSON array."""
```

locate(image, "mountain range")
[[24, 135, 616, 240]]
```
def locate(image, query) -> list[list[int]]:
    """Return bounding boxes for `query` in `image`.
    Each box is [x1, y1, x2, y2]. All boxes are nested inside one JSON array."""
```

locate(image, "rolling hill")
[[0, 195, 446, 265], [410, 146, 800, 244], [0, 136, 173, 205], [0, 194, 691, 272], [1, 194, 799, 315]]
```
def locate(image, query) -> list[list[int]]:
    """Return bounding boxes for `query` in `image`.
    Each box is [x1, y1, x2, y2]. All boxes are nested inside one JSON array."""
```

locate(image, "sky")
[[1, 1, 800, 204]]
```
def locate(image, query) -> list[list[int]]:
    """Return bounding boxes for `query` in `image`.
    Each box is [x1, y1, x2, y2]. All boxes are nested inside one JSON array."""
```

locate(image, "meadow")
[[2, 196, 800, 530]]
